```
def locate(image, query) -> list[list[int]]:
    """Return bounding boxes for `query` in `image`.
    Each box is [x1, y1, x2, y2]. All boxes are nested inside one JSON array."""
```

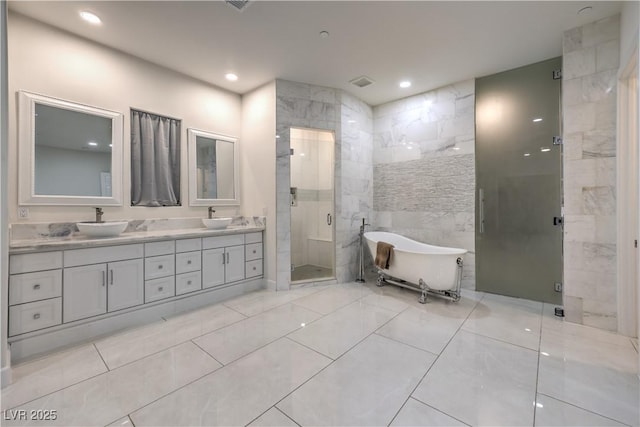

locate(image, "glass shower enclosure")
[[290, 128, 335, 283]]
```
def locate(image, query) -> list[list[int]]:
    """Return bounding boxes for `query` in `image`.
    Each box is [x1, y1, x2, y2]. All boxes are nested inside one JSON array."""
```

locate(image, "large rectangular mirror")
[[187, 128, 239, 206], [18, 91, 123, 205]]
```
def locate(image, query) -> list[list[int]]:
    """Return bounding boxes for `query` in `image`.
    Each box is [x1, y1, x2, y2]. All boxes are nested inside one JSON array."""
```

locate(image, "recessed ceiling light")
[[399, 81, 411, 89], [275, 135, 280, 139], [319, 30, 330, 38], [79, 11, 101, 25], [524, 153, 531, 157], [533, 118, 543, 122], [348, 120, 356, 124], [87, 141, 98, 147], [541, 147, 551, 152], [225, 73, 238, 81], [452, 147, 461, 151], [109, 144, 112, 148]]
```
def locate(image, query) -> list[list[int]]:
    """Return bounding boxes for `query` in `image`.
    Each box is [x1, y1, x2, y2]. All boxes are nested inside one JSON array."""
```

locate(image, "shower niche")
[[290, 128, 335, 283]]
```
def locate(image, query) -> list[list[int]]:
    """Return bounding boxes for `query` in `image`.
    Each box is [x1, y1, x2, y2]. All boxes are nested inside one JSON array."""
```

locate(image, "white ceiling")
[[8, 1, 622, 106]]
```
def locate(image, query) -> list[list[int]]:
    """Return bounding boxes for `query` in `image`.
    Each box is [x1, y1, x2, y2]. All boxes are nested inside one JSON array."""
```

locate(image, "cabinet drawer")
[[245, 243, 263, 261], [176, 238, 201, 253], [10, 252, 62, 274], [202, 234, 244, 250], [10, 270, 62, 305], [145, 254, 175, 280], [176, 251, 201, 274], [145, 276, 175, 303], [245, 232, 263, 244], [145, 240, 175, 257], [65, 244, 143, 267], [9, 298, 62, 336], [245, 259, 263, 278], [176, 271, 201, 296]]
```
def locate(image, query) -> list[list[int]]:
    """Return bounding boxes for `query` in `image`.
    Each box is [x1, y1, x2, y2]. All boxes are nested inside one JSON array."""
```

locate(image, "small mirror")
[[187, 129, 239, 206], [18, 91, 123, 205]]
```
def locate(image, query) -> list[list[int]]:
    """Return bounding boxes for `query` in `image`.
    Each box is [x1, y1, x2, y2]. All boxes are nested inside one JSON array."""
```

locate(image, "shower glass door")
[[475, 57, 562, 304], [290, 128, 335, 283]]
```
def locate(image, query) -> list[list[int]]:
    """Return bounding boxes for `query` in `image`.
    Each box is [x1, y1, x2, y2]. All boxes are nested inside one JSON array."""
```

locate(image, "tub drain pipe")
[[356, 218, 370, 283]]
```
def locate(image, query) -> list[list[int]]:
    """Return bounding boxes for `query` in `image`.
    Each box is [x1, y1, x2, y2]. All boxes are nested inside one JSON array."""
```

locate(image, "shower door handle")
[[327, 213, 332, 226], [479, 188, 485, 234]]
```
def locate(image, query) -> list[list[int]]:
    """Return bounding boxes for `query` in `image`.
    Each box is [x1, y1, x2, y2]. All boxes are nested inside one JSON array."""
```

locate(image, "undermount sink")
[[202, 217, 232, 230], [77, 221, 128, 238]]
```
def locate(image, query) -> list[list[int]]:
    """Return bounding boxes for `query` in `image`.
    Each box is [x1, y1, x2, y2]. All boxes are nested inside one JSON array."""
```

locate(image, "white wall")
[[1, 1, 10, 388], [7, 13, 242, 223], [241, 82, 276, 287]]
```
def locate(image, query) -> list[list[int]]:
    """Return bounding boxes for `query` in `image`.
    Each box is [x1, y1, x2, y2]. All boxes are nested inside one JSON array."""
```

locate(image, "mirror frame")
[[18, 91, 124, 206], [187, 128, 240, 206]]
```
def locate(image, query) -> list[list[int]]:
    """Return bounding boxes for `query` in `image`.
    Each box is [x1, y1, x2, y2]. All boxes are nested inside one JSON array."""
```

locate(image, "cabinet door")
[[225, 245, 245, 283], [202, 248, 225, 289], [108, 259, 144, 312], [63, 264, 107, 323]]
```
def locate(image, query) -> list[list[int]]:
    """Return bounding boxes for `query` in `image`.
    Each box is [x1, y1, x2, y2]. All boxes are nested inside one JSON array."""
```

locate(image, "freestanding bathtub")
[[364, 231, 467, 303]]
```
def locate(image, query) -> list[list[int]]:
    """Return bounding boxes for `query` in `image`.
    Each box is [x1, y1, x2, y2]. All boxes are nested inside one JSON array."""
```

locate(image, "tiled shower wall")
[[372, 80, 476, 288], [275, 80, 373, 288], [562, 15, 620, 331]]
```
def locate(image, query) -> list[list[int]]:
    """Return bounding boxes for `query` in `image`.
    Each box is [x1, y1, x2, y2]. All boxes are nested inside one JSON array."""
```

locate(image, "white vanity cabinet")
[[8, 229, 263, 350], [63, 244, 145, 323], [202, 234, 245, 289], [8, 251, 63, 336]]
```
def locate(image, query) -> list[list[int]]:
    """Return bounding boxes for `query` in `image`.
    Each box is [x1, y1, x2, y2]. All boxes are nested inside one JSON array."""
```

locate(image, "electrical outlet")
[[18, 207, 29, 219]]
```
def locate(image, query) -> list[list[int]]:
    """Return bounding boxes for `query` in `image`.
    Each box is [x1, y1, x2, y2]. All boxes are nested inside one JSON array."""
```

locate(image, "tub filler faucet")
[[208, 207, 215, 219], [356, 218, 370, 283]]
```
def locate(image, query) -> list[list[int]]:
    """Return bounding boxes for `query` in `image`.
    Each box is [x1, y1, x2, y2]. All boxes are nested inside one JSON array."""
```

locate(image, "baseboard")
[[1, 364, 12, 388]]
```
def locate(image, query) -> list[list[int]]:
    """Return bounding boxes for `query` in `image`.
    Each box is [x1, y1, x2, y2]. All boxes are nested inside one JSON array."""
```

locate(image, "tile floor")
[[1, 280, 638, 427]]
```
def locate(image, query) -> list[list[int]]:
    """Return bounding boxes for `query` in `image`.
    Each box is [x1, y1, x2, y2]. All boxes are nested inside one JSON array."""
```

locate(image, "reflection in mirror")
[[188, 129, 239, 206], [34, 104, 112, 197], [18, 91, 123, 205]]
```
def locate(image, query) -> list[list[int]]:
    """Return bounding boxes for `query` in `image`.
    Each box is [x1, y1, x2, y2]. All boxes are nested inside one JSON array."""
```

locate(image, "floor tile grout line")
[[406, 396, 472, 427], [10, 338, 217, 412], [371, 332, 439, 358], [4, 366, 112, 412], [93, 342, 111, 372], [227, 285, 330, 318], [536, 392, 634, 426], [123, 359, 227, 424], [95, 310, 251, 371], [387, 294, 482, 426], [272, 305, 406, 422], [283, 336, 335, 361], [459, 328, 542, 353], [127, 415, 136, 427], [190, 339, 225, 367], [275, 406, 302, 427], [532, 301, 545, 426]]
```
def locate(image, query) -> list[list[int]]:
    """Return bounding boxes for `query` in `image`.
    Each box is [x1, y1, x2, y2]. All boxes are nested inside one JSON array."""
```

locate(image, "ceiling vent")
[[349, 76, 375, 88], [226, 0, 250, 12]]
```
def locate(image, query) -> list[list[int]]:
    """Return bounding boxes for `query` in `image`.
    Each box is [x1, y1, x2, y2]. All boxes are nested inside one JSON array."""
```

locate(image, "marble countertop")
[[10, 225, 265, 253]]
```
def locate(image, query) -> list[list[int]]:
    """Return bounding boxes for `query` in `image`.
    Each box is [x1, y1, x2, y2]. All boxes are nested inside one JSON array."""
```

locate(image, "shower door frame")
[[289, 126, 336, 285]]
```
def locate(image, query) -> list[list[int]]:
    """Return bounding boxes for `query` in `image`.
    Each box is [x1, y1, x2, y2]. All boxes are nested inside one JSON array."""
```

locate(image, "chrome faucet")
[[208, 207, 215, 219], [95, 207, 104, 223]]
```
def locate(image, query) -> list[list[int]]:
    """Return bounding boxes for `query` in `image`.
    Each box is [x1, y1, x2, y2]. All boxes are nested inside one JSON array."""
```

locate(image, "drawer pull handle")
[[33, 284, 41, 290], [187, 260, 192, 264], [253, 267, 256, 271], [252, 250, 256, 254], [158, 265, 163, 269], [33, 313, 41, 320], [158, 286, 164, 292], [102, 271, 106, 287], [110, 269, 114, 285], [187, 280, 192, 285], [226, 253, 230, 263]]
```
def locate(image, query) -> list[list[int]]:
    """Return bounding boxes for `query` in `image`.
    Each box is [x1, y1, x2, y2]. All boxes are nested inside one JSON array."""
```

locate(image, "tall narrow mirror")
[[187, 129, 239, 206], [18, 91, 123, 205]]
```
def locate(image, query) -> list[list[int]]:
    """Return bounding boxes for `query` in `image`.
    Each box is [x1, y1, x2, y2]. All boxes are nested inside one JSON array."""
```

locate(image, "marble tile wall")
[[338, 92, 374, 282], [275, 80, 373, 288], [562, 15, 620, 331], [372, 80, 476, 288]]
